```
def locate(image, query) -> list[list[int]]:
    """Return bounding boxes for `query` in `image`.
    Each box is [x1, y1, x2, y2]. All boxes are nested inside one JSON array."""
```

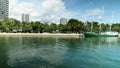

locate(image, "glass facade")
[[0, 0, 9, 19], [22, 14, 29, 22], [60, 18, 67, 24]]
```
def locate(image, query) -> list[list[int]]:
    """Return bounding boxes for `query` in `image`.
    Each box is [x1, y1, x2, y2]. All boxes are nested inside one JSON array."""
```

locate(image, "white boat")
[[84, 31, 118, 37]]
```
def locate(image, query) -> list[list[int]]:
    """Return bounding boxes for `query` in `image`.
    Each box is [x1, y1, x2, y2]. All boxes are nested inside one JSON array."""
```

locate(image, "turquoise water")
[[0, 37, 120, 68]]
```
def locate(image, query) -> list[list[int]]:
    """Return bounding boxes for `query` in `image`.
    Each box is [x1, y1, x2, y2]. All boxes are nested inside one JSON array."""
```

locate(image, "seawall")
[[0, 33, 82, 38]]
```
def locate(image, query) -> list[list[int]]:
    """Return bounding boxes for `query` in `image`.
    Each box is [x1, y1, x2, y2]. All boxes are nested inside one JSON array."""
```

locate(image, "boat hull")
[[84, 32, 118, 37]]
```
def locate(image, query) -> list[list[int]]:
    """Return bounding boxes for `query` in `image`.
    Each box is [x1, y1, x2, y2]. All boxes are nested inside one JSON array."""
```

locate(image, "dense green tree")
[[84, 21, 91, 32], [92, 22, 99, 32], [67, 19, 79, 33], [13, 19, 21, 32], [58, 24, 68, 33], [78, 21, 84, 33], [32, 21, 44, 33], [67, 19, 84, 33], [43, 23, 50, 32], [0, 21, 3, 32], [22, 22, 31, 33], [111, 23, 120, 32], [49, 23, 57, 33], [0, 18, 119, 33]]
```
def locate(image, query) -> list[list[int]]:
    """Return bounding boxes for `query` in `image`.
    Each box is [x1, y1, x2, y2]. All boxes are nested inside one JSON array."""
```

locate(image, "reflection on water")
[[85, 37, 119, 46], [0, 37, 120, 68], [6, 37, 65, 68], [0, 37, 10, 68]]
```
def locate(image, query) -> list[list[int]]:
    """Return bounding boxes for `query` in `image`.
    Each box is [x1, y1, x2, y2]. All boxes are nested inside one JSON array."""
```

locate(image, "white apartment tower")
[[22, 14, 29, 22], [0, 0, 9, 19], [60, 18, 67, 24]]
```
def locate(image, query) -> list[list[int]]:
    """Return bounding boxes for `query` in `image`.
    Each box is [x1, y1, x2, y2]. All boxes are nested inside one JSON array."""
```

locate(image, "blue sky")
[[9, 0, 120, 23], [62, 0, 120, 23]]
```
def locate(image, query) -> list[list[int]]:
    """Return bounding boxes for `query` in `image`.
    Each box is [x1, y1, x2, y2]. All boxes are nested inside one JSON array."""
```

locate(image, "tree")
[[22, 22, 31, 33], [58, 24, 67, 33], [0, 17, 119, 33], [0, 18, 22, 33], [92, 21, 99, 32], [32, 21, 44, 33], [49, 23, 57, 33], [111, 23, 120, 32], [30, 21, 35, 33], [13, 19, 21, 32], [67, 19, 84, 33], [43, 23, 50, 32]]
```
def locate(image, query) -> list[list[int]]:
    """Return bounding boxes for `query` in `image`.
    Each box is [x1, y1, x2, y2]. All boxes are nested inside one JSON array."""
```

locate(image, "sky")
[[9, 0, 120, 24]]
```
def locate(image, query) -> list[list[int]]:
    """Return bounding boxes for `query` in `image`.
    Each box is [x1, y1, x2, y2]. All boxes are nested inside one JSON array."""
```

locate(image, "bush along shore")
[[0, 18, 119, 34]]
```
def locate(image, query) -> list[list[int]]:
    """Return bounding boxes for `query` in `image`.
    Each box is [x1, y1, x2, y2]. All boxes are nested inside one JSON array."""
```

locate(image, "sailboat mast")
[[99, 2, 104, 33], [91, 22, 93, 32], [110, 11, 114, 31]]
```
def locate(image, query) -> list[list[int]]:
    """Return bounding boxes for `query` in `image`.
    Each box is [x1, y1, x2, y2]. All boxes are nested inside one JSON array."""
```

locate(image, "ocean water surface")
[[0, 37, 120, 68]]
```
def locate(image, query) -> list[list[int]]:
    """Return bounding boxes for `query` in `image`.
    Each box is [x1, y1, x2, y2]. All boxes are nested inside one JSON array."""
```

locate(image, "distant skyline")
[[9, 0, 120, 23]]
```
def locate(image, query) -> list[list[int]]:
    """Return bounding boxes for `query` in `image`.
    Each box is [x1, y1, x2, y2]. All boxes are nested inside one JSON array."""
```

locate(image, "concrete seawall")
[[118, 34, 120, 37], [0, 33, 83, 38], [1, 33, 119, 37]]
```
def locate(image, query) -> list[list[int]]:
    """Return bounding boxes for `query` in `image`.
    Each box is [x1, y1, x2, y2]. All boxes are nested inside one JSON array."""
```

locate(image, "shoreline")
[[0, 33, 119, 37], [0, 33, 82, 38]]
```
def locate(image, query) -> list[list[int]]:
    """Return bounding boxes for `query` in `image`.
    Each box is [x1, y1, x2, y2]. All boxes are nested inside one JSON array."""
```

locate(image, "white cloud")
[[9, 0, 65, 23], [82, 8, 104, 21], [39, 0, 65, 22], [85, 9, 103, 17], [9, 0, 113, 23], [9, 0, 40, 21]]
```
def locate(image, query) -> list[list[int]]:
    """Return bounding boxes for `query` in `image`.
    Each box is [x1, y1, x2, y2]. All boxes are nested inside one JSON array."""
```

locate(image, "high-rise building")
[[60, 18, 67, 24], [0, 0, 9, 19], [21, 14, 29, 22]]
